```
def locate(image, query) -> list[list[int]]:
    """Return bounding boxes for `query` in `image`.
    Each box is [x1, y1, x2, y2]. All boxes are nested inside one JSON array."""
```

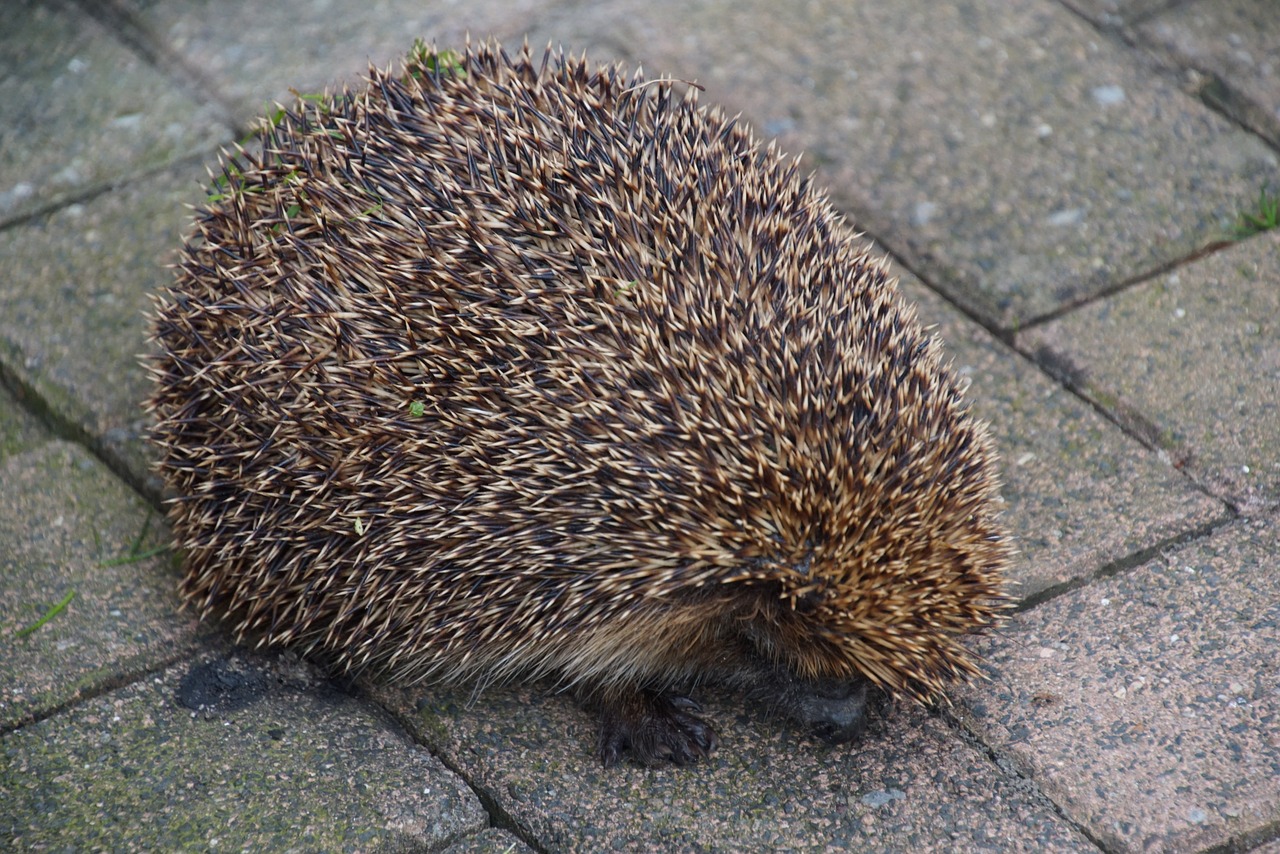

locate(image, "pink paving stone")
[[1022, 230, 1280, 513], [960, 514, 1280, 853]]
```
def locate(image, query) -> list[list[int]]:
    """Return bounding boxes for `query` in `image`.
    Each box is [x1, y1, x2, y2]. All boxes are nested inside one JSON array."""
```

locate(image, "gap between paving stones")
[[1011, 233, 1238, 331], [868, 238, 1241, 577], [1012, 512, 1231, 613], [939, 706, 1114, 854], [65, 0, 238, 132], [0, 647, 190, 738]]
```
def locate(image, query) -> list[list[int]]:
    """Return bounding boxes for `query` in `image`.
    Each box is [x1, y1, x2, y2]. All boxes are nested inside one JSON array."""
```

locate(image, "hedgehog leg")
[[596, 690, 718, 767]]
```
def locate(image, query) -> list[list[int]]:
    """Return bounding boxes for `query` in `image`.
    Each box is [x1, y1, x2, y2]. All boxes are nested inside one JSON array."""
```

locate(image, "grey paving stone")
[[122, 0, 561, 127], [0, 0, 227, 226], [904, 275, 1224, 599], [524, 0, 1278, 329], [1139, 0, 1280, 148], [0, 383, 49, 462], [373, 682, 1097, 852], [0, 440, 195, 732], [960, 514, 1280, 853], [0, 160, 213, 489], [1056, 0, 1168, 28], [1021, 230, 1280, 513], [0, 649, 488, 851]]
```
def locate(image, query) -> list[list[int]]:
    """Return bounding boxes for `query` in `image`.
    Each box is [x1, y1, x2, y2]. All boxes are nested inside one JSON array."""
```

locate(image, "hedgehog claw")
[[597, 691, 718, 767]]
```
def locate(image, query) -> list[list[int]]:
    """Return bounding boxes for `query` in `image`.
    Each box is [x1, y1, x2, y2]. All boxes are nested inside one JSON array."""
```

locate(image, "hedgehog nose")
[[806, 679, 872, 744]]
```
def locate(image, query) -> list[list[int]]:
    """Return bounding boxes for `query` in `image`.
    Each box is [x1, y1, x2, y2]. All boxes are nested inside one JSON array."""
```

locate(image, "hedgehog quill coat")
[[147, 42, 1010, 766]]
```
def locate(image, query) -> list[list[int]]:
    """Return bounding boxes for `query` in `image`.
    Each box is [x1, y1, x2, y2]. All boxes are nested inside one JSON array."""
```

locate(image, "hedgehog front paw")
[[597, 691, 718, 767]]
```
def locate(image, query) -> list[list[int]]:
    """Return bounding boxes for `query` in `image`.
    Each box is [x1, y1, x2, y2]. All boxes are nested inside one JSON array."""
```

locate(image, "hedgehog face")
[[742, 492, 1007, 702]]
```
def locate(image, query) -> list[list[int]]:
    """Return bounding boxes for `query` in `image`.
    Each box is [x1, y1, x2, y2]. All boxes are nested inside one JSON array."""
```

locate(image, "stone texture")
[[0, 0, 228, 225], [0, 383, 48, 462], [0, 649, 488, 851], [1139, 0, 1280, 148], [1055, 0, 1168, 28], [442, 827, 536, 854], [122, 0, 560, 127], [903, 275, 1225, 599], [961, 514, 1280, 853], [0, 441, 195, 732], [374, 682, 1095, 853], [1022, 230, 1280, 513], [0, 161, 213, 490], [524, 0, 1278, 329]]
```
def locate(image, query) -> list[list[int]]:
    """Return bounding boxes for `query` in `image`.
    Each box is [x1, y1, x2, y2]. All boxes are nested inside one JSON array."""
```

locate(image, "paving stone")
[[0, 440, 195, 732], [0, 0, 228, 226], [1021, 230, 1280, 513], [1055, 0, 1168, 28], [442, 827, 536, 854], [0, 649, 488, 851], [903, 275, 1224, 599], [0, 160, 213, 490], [1139, 0, 1280, 148], [0, 383, 49, 462], [372, 681, 1096, 852], [122, 0, 561, 127], [961, 514, 1280, 853], [525, 0, 1278, 329]]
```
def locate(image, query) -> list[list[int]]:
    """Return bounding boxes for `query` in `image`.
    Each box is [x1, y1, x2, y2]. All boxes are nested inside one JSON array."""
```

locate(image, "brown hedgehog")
[[147, 40, 1010, 766]]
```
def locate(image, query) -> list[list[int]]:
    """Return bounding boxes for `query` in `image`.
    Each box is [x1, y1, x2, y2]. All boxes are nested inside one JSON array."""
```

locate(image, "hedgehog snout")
[[793, 677, 876, 744], [733, 633, 881, 744]]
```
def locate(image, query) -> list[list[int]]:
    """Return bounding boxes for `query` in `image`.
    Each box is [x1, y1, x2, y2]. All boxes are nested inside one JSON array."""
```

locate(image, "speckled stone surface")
[[441, 827, 536, 854], [120, 0, 561, 127], [524, 0, 1279, 329], [0, 441, 195, 732], [0, 162, 214, 489], [1022, 230, 1280, 513], [1055, 0, 1167, 27], [374, 681, 1096, 852], [0, 649, 489, 851], [0, 384, 48, 462], [1139, 0, 1280, 148], [962, 514, 1280, 853], [0, 0, 227, 225]]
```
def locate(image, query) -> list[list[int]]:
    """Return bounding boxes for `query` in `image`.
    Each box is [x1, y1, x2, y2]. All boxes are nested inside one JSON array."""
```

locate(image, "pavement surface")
[[1, 0, 1277, 851]]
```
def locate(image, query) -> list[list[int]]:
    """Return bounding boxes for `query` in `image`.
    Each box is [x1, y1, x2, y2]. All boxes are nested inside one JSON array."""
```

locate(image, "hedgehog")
[[146, 40, 1010, 767]]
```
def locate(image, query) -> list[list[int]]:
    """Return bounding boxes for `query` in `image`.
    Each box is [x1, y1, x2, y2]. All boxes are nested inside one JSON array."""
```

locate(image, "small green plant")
[[14, 589, 76, 638], [292, 91, 331, 111], [1234, 185, 1279, 239], [99, 513, 170, 567], [408, 40, 465, 78], [409, 400, 426, 417]]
